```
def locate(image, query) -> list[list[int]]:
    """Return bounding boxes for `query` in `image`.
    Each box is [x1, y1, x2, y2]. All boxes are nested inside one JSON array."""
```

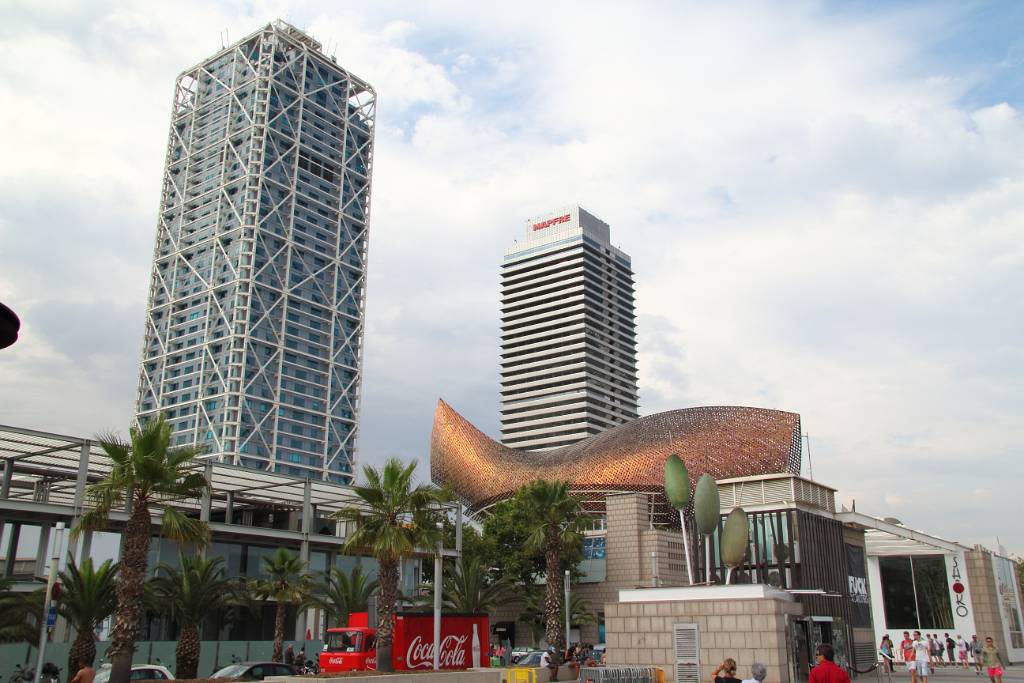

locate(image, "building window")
[[878, 555, 953, 629]]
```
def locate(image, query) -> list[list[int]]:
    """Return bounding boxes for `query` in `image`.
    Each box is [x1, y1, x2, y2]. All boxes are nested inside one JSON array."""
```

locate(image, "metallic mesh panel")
[[430, 399, 802, 522]]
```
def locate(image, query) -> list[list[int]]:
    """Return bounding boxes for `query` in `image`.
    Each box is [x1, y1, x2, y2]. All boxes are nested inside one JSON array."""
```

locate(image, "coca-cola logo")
[[406, 634, 468, 669]]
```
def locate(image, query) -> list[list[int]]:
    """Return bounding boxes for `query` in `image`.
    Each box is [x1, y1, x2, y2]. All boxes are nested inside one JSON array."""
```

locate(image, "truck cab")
[[320, 613, 377, 672]]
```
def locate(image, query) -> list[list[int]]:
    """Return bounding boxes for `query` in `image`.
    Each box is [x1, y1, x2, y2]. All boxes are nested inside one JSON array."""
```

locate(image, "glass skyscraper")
[[500, 205, 638, 450], [136, 21, 375, 483]]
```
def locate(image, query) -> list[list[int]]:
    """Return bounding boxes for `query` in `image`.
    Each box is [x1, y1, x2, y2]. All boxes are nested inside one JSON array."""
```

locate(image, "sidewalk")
[[874, 665, 1023, 683]]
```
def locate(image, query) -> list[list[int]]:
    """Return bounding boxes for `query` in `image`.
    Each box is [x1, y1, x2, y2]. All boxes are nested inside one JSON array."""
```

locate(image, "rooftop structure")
[[500, 206, 638, 450], [135, 21, 376, 483]]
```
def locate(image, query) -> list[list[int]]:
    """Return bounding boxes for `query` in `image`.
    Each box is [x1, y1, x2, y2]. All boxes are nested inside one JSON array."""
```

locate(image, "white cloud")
[[0, 1, 1021, 552]]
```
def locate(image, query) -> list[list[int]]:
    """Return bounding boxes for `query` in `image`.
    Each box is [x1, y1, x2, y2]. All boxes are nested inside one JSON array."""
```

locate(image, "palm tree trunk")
[[176, 623, 201, 679], [543, 527, 563, 653], [273, 602, 286, 662], [107, 501, 151, 683], [376, 558, 398, 672], [67, 629, 96, 678]]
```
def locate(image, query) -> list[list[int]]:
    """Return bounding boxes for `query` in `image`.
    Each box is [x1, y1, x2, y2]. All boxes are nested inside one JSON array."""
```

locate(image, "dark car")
[[210, 662, 296, 680]]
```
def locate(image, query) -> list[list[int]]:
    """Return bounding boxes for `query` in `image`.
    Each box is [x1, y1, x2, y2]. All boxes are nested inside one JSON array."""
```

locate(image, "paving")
[[869, 664, 1023, 683]]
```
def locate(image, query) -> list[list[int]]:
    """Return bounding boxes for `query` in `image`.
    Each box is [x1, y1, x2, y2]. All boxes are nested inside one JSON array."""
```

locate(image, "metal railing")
[[580, 666, 661, 683]]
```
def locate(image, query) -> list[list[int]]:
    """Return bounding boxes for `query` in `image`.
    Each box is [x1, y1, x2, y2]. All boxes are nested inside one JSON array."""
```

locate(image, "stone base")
[[605, 584, 803, 683]]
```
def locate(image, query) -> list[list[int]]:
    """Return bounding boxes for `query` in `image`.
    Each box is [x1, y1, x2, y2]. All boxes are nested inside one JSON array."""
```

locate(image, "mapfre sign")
[[532, 214, 571, 231]]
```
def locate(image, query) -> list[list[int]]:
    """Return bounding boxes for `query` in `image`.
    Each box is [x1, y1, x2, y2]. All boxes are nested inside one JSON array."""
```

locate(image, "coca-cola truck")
[[320, 611, 489, 673]]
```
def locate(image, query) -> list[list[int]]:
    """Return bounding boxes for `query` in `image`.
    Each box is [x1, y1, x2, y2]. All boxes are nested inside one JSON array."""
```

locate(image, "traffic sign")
[[46, 606, 57, 628]]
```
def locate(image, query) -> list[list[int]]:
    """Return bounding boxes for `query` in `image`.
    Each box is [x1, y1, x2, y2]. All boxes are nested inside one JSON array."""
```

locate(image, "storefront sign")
[[845, 544, 871, 627], [951, 555, 969, 618]]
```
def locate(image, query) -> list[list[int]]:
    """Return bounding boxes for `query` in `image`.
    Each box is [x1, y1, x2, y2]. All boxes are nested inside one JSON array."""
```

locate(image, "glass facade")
[[136, 21, 375, 483], [878, 555, 953, 629], [993, 555, 1024, 648]]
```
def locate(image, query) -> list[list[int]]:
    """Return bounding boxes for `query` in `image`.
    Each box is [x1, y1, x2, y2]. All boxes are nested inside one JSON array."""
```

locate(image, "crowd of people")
[[880, 631, 1008, 683]]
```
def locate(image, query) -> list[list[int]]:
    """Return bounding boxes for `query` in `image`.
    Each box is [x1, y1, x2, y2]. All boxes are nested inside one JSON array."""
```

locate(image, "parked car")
[[210, 662, 296, 681], [94, 665, 174, 683], [511, 651, 546, 668], [510, 647, 532, 664]]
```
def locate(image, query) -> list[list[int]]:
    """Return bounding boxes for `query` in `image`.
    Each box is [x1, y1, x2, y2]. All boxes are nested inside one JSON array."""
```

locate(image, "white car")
[[94, 665, 174, 683]]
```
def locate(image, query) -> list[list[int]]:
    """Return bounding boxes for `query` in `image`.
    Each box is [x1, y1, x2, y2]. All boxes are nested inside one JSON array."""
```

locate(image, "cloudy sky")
[[1, 1, 1022, 553]]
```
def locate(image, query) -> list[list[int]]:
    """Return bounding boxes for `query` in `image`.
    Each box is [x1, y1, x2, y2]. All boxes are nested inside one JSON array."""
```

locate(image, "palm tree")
[[334, 458, 449, 672], [0, 577, 38, 643], [73, 415, 210, 683], [305, 565, 378, 628], [416, 555, 515, 613], [521, 479, 583, 652], [251, 548, 309, 662], [148, 554, 236, 678], [58, 558, 118, 675]]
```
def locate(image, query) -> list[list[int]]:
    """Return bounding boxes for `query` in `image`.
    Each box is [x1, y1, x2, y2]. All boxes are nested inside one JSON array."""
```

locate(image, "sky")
[[0, 1, 1022, 554]]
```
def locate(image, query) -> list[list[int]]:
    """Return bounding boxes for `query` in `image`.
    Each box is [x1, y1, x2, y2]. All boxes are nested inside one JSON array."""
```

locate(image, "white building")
[[500, 206, 638, 450], [838, 512, 1024, 663], [135, 21, 375, 483]]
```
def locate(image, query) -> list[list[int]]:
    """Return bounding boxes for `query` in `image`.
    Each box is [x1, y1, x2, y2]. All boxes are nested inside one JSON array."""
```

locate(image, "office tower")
[[500, 206, 638, 450], [135, 21, 375, 483]]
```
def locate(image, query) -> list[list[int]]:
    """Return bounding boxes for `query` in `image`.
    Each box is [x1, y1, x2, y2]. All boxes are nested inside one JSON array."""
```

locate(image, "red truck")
[[320, 612, 490, 673]]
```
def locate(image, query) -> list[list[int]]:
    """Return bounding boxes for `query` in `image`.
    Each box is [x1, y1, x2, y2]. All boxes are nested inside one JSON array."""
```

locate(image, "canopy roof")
[[0, 424, 362, 515]]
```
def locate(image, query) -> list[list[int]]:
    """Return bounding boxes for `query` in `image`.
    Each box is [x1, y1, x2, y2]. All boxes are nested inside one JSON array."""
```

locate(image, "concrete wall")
[[605, 586, 802, 683], [965, 547, 1009, 657]]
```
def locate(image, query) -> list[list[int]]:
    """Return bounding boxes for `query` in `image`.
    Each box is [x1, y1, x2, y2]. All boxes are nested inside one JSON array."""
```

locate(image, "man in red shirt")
[[809, 644, 851, 683]]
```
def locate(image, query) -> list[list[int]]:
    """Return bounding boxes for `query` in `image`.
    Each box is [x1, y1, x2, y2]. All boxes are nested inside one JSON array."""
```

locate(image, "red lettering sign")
[[405, 634, 469, 669], [532, 214, 571, 231]]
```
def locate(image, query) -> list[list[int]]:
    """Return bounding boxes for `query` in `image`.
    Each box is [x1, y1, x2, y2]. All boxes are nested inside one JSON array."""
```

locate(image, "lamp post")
[[563, 569, 571, 651], [35, 522, 65, 683], [433, 521, 443, 670]]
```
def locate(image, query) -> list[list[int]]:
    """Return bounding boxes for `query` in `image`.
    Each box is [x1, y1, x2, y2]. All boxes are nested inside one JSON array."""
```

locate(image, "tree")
[[74, 415, 210, 683], [0, 576, 39, 643], [251, 548, 309, 662], [518, 583, 595, 648], [305, 565, 378, 628], [416, 554, 515, 613], [58, 558, 118, 675], [335, 458, 449, 672], [148, 554, 236, 678], [480, 494, 583, 587], [520, 480, 583, 652]]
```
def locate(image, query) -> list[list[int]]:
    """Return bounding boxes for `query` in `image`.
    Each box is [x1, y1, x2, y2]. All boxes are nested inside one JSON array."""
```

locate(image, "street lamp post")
[[433, 521, 443, 671], [563, 569, 571, 651], [35, 522, 65, 683]]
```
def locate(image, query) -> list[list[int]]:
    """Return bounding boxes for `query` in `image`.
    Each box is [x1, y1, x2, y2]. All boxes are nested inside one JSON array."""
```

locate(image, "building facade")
[[500, 206, 638, 450], [135, 21, 375, 483]]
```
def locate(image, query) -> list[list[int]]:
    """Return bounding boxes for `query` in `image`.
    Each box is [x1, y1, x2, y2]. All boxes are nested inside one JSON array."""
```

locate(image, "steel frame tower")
[[136, 21, 375, 483], [500, 205, 638, 450]]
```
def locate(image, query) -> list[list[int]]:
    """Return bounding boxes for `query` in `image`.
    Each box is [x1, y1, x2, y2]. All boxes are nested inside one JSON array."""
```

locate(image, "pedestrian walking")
[[945, 634, 956, 666], [880, 635, 894, 673], [810, 644, 851, 683], [930, 634, 943, 667], [284, 644, 295, 666], [971, 636, 983, 676], [901, 632, 915, 667], [911, 631, 931, 683], [956, 636, 968, 669], [980, 637, 1005, 683]]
